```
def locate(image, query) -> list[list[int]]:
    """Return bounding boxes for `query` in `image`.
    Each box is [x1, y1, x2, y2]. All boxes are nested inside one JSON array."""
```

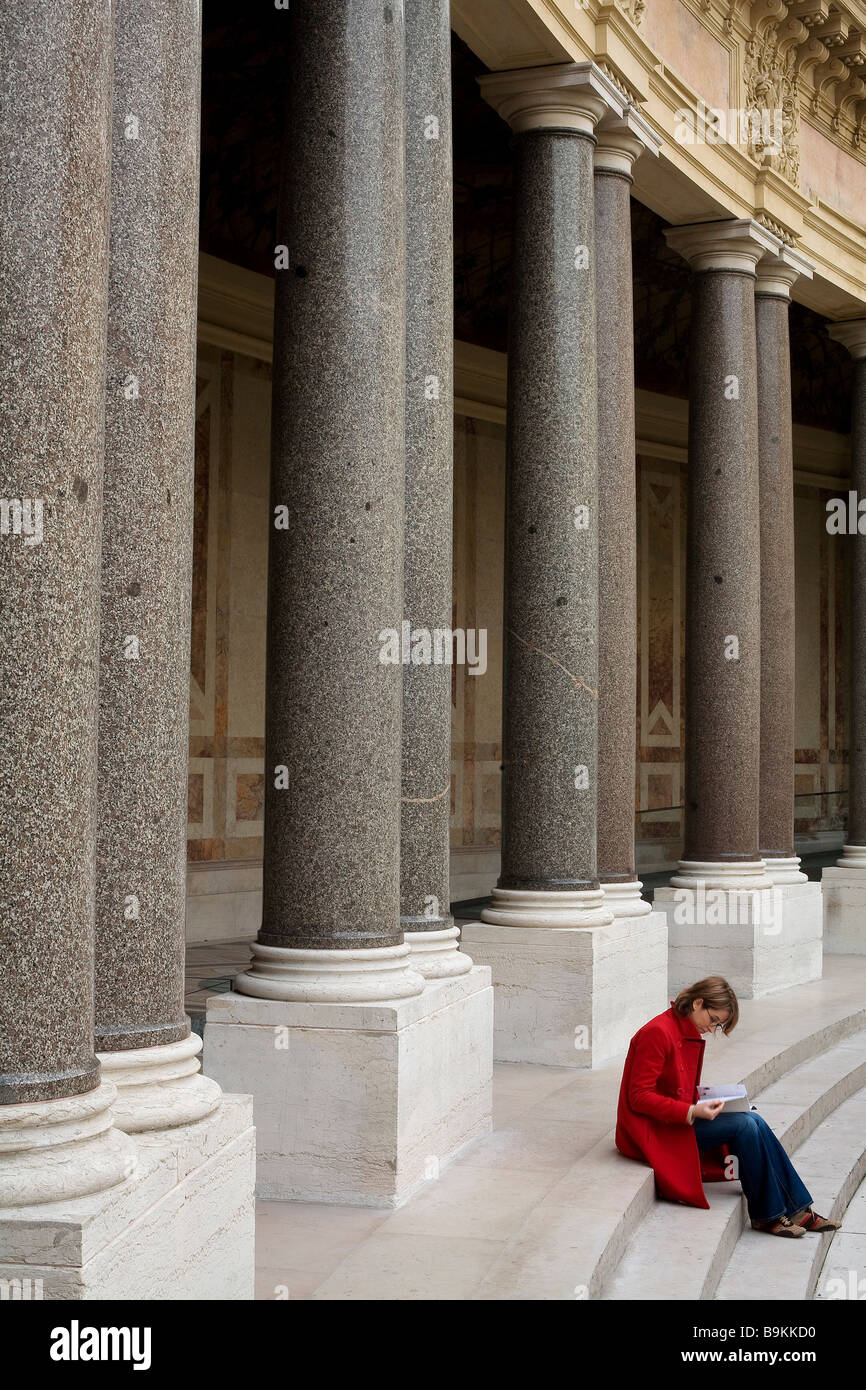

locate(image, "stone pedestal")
[[461, 914, 667, 1067], [822, 847, 866, 954], [205, 971, 493, 1207], [0, 1097, 254, 1300], [655, 877, 823, 998]]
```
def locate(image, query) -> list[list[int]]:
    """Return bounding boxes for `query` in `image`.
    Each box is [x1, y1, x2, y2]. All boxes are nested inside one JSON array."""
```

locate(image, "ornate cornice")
[[607, 0, 866, 176], [742, 2, 866, 169], [452, 0, 866, 311]]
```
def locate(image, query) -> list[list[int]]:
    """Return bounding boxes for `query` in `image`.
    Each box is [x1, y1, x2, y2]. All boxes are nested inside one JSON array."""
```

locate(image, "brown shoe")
[[790, 1206, 842, 1232], [751, 1214, 807, 1237]]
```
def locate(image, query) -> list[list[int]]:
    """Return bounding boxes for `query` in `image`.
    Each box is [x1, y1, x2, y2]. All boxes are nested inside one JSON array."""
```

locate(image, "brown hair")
[[673, 976, 739, 1034]]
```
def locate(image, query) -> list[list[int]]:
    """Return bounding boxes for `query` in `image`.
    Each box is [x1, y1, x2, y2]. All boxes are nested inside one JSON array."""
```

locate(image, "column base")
[[97, 1035, 222, 1133], [0, 1095, 255, 1299], [600, 879, 653, 917], [234, 941, 426, 1002], [822, 848, 866, 953], [0, 1082, 137, 1209], [459, 912, 668, 1067], [403, 925, 473, 978], [669, 859, 775, 890], [480, 886, 614, 928], [654, 878, 823, 998], [204, 967, 493, 1207], [762, 855, 809, 885]]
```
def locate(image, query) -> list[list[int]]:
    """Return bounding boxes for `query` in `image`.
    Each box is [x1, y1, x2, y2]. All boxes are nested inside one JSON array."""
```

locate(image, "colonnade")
[[1, 0, 860, 1275]]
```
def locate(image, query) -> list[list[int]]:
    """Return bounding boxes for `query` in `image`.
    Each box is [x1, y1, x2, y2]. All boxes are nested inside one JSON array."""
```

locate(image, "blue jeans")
[[693, 1110, 812, 1224]]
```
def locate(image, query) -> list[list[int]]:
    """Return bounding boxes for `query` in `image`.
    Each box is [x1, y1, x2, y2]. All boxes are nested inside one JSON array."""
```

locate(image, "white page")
[[697, 1083, 747, 1101]]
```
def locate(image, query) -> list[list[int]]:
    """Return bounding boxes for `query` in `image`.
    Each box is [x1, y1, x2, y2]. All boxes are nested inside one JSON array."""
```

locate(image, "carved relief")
[[744, 26, 801, 183], [617, 0, 646, 27], [664, 2, 866, 174]]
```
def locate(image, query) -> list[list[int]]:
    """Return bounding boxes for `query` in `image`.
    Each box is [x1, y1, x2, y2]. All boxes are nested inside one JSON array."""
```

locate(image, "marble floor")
[[185, 939, 251, 1025], [253, 1054, 614, 1301]]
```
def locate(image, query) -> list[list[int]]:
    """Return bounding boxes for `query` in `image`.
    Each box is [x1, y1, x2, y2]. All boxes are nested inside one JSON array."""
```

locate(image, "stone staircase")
[[716, 1087, 866, 1301], [604, 1026, 866, 1300], [472, 959, 866, 1301]]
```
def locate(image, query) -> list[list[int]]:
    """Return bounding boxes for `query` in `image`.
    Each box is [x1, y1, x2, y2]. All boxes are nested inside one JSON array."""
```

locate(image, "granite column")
[[479, 69, 615, 931], [0, 2, 136, 1204], [401, 0, 470, 979], [207, 2, 492, 1203], [94, 0, 221, 1132], [823, 320, 866, 950], [594, 116, 658, 918], [755, 254, 811, 885], [231, 0, 422, 1005], [663, 221, 774, 891], [462, 67, 668, 1066], [657, 221, 821, 995]]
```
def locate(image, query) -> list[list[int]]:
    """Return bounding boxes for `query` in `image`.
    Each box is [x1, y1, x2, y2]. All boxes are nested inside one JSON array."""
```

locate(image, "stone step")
[[471, 964, 866, 1300], [471, 1133, 656, 1300], [813, 1172, 866, 1301], [600, 1027, 866, 1300], [716, 1085, 866, 1301]]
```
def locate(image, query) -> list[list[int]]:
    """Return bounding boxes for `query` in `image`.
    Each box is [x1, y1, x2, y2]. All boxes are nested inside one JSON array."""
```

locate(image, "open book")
[[697, 1083, 751, 1113]]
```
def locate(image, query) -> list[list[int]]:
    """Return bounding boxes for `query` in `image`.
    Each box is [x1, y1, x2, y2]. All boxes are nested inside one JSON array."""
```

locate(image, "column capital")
[[755, 245, 814, 299], [478, 60, 627, 136], [664, 218, 780, 274], [594, 106, 661, 176], [828, 318, 866, 359]]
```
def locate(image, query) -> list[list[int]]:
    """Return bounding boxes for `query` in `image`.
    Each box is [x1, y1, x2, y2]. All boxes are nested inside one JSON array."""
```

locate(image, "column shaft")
[[657, 226, 821, 995], [683, 271, 761, 864], [466, 68, 669, 1062], [755, 263, 804, 881], [594, 126, 654, 917], [497, 128, 600, 898], [821, 321, 866, 949], [0, 3, 112, 1104], [236, 1, 424, 1004], [92, 0, 220, 1133], [664, 221, 789, 887], [402, 0, 466, 977], [95, 0, 202, 1054], [849, 357, 866, 846], [0, 1, 139, 1205]]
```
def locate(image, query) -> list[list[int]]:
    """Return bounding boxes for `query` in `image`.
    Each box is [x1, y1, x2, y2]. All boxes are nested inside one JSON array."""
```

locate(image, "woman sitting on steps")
[[615, 976, 842, 1237]]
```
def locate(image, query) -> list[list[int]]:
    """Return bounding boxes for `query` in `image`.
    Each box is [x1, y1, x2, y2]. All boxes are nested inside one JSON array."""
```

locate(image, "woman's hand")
[[693, 1098, 726, 1121]]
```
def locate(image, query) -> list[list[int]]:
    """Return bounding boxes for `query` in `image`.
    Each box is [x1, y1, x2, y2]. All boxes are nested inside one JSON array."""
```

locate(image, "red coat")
[[615, 1003, 730, 1208]]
